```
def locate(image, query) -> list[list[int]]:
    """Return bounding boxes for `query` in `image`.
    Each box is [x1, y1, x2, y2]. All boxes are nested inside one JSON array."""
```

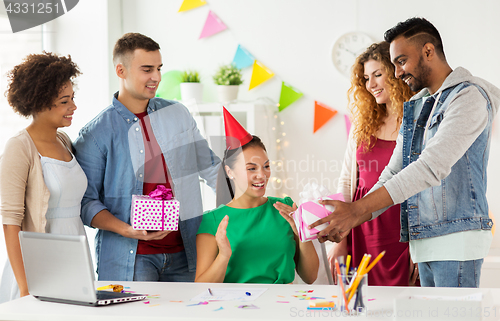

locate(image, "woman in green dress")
[[195, 111, 318, 284]]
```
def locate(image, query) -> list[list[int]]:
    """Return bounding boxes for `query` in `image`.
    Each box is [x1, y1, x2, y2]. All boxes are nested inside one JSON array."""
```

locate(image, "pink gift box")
[[293, 193, 345, 242], [131, 195, 180, 231]]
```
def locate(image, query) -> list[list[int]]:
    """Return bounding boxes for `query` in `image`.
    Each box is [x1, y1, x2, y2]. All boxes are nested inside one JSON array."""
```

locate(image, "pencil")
[[345, 254, 369, 294], [363, 251, 386, 274], [346, 254, 371, 305], [345, 254, 351, 274], [335, 259, 349, 313]]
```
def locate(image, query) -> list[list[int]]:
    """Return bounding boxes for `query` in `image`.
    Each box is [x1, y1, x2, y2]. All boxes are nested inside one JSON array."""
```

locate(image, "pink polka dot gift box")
[[131, 186, 179, 231]]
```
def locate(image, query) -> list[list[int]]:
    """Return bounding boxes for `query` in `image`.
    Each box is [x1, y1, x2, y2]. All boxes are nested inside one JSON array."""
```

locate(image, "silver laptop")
[[19, 231, 147, 306]]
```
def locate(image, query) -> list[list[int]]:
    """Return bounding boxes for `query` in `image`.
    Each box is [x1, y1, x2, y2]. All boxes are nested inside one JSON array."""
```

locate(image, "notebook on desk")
[[19, 231, 147, 306]]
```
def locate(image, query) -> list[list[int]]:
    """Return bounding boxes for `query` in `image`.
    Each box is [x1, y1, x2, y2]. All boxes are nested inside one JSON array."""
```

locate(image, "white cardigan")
[[337, 127, 357, 203]]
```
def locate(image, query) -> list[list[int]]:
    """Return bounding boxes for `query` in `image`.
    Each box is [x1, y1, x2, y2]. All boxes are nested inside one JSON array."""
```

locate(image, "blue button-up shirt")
[[74, 93, 220, 281]]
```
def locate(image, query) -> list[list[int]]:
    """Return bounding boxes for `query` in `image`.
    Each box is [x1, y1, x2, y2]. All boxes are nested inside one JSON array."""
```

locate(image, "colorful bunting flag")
[[314, 101, 338, 133], [232, 45, 255, 70], [178, 0, 206, 12], [344, 114, 352, 137], [278, 82, 303, 112], [199, 11, 227, 39], [249, 61, 274, 90]]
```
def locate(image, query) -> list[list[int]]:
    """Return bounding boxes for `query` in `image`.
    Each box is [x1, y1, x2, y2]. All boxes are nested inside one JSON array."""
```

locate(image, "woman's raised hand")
[[215, 215, 232, 259], [273, 202, 299, 235]]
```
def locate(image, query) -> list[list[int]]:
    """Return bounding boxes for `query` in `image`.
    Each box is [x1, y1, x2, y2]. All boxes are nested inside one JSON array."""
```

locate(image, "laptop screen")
[[19, 232, 98, 303]]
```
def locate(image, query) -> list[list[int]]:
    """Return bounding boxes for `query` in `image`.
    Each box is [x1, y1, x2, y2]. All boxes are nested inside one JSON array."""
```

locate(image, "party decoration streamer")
[[249, 61, 274, 90], [199, 11, 227, 39], [314, 101, 338, 133], [232, 45, 255, 69], [178, 0, 207, 12], [278, 82, 303, 112]]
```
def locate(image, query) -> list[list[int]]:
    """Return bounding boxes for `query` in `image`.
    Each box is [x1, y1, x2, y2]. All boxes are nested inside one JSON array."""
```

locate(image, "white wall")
[[119, 0, 500, 247]]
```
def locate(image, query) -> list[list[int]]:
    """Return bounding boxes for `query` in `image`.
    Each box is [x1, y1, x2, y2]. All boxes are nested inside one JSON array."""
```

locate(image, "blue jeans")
[[133, 251, 195, 282], [418, 259, 483, 287]]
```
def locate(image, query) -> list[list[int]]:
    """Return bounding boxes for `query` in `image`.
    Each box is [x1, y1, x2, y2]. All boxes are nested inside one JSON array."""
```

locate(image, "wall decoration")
[[278, 82, 303, 112], [199, 11, 227, 39], [232, 45, 255, 70], [314, 101, 338, 133], [249, 61, 274, 90], [331, 32, 372, 77], [178, 0, 207, 12], [182, 4, 352, 137]]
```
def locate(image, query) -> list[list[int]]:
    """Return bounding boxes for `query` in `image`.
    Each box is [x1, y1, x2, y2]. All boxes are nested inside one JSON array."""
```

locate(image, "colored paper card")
[[344, 114, 352, 137], [178, 0, 206, 12], [249, 61, 274, 90], [199, 11, 227, 39], [232, 45, 255, 69], [279, 82, 303, 112], [314, 101, 338, 133]]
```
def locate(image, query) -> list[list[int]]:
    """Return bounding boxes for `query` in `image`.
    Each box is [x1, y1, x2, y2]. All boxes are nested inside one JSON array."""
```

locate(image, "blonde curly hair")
[[347, 41, 414, 152]]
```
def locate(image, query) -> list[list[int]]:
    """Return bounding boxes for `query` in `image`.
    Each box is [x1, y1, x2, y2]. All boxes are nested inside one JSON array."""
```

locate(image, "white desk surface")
[[0, 281, 499, 321]]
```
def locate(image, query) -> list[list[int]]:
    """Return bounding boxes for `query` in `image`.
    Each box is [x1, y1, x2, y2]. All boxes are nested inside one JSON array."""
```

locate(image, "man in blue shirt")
[[74, 33, 220, 281]]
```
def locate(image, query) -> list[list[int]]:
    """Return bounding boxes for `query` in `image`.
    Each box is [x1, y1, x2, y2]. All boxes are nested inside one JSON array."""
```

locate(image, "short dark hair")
[[6, 51, 81, 117], [112, 33, 160, 66], [384, 17, 445, 59], [216, 136, 267, 206]]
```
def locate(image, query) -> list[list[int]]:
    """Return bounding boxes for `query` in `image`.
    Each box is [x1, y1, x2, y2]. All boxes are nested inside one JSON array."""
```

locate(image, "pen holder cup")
[[336, 271, 368, 315]]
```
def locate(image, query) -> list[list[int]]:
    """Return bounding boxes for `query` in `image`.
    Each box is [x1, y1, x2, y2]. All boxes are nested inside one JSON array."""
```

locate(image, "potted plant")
[[180, 70, 203, 103], [213, 63, 243, 103]]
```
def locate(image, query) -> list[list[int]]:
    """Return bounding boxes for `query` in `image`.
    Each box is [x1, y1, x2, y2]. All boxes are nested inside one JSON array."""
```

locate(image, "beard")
[[402, 55, 431, 92]]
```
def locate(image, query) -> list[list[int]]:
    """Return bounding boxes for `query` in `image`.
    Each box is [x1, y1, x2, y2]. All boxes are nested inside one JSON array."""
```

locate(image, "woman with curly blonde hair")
[[328, 41, 418, 286]]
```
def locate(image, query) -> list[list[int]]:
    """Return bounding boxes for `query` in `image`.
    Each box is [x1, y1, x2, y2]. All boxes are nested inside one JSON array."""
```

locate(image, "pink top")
[[347, 137, 410, 286]]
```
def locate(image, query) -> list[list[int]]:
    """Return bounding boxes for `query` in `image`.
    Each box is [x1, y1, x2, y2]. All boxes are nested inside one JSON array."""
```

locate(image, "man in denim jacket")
[[74, 33, 220, 281], [313, 18, 500, 287]]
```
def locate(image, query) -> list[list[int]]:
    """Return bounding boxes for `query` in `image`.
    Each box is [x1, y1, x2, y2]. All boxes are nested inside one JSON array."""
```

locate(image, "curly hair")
[[347, 41, 414, 152], [6, 51, 81, 117]]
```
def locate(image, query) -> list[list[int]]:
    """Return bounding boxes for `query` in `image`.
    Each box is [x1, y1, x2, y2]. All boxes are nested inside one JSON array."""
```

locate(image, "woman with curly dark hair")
[[327, 42, 418, 286], [0, 52, 86, 302]]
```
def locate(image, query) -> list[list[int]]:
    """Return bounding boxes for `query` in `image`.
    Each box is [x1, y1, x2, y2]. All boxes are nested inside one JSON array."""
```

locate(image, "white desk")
[[0, 282, 499, 320]]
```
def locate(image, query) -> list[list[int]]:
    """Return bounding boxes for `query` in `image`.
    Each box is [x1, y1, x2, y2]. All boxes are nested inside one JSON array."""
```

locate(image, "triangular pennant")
[[199, 11, 227, 39], [249, 61, 274, 90], [232, 45, 255, 70], [314, 101, 338, 133], [178, 0, 206, 12], [278, 82, 303, 112], [344, 114, 352, 138]]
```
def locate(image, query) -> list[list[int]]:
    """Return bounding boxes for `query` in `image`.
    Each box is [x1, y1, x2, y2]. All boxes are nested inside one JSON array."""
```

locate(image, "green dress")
[[197, 197, 296, 284]]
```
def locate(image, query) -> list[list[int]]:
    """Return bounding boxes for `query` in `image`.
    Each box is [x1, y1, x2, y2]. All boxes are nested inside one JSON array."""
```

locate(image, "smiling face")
[[119, 49, 163, 103], [34, 81, 76, 128], [390, 36, 431, 93], [364, 59, 390, 106], [226, 146, 271, 200]]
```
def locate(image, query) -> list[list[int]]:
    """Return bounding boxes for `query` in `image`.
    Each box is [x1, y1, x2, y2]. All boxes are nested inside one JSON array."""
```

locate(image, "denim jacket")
[[74, 93, 220, 281], [399, 82, 493, 241], [371, 68, 500, 242]]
